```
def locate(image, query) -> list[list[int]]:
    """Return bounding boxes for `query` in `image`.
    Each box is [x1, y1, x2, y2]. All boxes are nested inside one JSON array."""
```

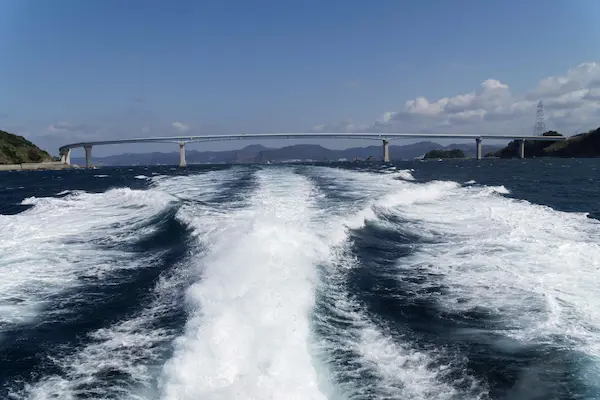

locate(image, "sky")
[[1, 0, 600, 156]]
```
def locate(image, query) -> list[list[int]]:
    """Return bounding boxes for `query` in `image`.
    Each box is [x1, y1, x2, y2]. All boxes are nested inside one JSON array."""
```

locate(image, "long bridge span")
[[58, 132, 565, 167]]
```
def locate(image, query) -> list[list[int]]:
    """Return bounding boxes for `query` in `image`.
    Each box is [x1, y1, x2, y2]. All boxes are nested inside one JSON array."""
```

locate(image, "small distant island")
[[0, 129, 69, 171], [487, 127, 600, 158], [423, 149, 465, 159]]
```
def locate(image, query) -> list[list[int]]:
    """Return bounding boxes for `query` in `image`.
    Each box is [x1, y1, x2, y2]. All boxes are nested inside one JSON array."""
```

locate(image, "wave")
[[313, 248, 473, 399], [0, 188, 177, 330], [157, 166, 459, 399], [6, 169, 241, 399], [316, 166, 600, 397], [158, 168, 332, 399], [4, 165, 600, 399]]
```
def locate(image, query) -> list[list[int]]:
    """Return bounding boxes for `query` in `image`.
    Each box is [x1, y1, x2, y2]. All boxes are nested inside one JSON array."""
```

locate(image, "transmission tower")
[[534, 100, 546, 136]]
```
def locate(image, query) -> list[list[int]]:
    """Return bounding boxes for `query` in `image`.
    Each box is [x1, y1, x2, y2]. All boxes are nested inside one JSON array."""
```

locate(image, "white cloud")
[[527, 62, 600, 100], [584, 88, 600, 101], [172, 121, 190, 132], [47, 121, 94, 134], [385, 78, 530, 129], [320, 62, 600, 135]]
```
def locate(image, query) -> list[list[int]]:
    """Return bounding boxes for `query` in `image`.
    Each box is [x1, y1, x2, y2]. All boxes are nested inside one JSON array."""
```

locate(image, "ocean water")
[[0, 159, 599, 400]]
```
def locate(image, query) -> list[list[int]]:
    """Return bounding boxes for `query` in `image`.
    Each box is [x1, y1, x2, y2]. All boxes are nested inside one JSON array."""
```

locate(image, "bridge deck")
[[59, 132, 566, 152]]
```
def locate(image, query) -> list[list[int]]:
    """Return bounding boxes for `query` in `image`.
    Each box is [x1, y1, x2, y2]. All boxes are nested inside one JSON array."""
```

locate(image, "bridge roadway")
[[58, 132, 566, 167]]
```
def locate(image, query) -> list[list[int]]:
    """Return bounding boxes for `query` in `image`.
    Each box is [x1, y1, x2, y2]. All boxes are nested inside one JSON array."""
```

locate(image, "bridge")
[[58, 132, 566, 167]]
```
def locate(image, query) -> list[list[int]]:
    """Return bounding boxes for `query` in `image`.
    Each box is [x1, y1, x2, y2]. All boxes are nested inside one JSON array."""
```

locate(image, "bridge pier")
[[382, 139, 390, 162], [476, 137, 482, 160], [179, 142, 187, 167], [518, 140, 525, 159], [60, 148, 72, 165], [84, 145, 92, 168]]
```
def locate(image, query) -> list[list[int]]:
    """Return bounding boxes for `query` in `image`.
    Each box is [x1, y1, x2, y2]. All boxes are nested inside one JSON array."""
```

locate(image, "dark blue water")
[[0, 159, 599, 399]]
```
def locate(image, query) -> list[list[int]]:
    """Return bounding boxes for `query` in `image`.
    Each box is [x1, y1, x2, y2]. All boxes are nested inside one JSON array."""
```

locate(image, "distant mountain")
[[72, 144, 272, 166], [0, 129, 53, 164], [71, 141, 503, 166], [255, 142, 501, 162]]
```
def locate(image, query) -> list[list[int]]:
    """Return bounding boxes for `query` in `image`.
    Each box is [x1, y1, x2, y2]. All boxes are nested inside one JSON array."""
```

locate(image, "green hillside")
[[541, 127, 600, 157], [487, 128, 600, 158], [0, 130, 53, 164]]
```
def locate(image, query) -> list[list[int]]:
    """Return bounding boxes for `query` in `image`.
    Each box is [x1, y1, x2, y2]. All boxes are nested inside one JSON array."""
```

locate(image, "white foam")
[[222, 166, 476, 399], [150, 169, 241, 202], [395, 169, 416, 180], [0, 188, 177, 328], [309, 166, 406, 204], [94, 174, 109, 178], [152, 167, 516, 398], [321, 169, 600, 360], [23, 263, 191, 400], [306, 166, 600, 395], [19, 170, 243, 399], [159, 168, 333, 400], [135, 175, 149, 180], [373, 176, 600, 359], [307, 167, 452, 231], [313, 253, 466, 399], [16, 165, 594, 399], [480, 185, 510, 195]]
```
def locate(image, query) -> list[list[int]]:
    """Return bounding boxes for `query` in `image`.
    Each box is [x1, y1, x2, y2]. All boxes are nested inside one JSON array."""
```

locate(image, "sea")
[[0, 158, 599, 400]]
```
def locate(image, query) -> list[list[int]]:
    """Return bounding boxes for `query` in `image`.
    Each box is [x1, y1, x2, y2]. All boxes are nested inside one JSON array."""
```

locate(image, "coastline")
[[0, 162, 74, 172]]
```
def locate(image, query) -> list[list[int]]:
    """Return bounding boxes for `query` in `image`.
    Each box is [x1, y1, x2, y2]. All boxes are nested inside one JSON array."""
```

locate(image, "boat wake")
[[0, 165, 599, 399]]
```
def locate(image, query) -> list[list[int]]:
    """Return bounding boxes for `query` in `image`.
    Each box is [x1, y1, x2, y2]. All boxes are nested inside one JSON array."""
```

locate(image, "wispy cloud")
[[172, 121, 190, 132], [47, 121, 95, 134]]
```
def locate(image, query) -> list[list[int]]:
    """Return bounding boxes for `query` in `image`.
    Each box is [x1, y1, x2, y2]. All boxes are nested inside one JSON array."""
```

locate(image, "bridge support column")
[[382, 139, 390, 162], [518, 140, 525, 159], [179, 142, 187, 167], [84, 145, 92, 168], [476, 137, 482, 160], [60, 148, 72, 165]]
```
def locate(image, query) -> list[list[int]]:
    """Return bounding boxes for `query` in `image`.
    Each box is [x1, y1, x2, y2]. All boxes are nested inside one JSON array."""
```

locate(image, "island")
[[423, 149, 465, 159], [486, 127, 600, 158], [0, 129, 69, 171]]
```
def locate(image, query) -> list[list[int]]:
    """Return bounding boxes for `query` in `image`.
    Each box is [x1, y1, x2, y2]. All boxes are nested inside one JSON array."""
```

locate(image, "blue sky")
[[1, 0, 600, 156]]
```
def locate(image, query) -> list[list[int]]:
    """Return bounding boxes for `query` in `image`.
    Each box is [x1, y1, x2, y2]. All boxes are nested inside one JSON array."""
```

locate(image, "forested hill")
[[0, 130, 53, 164], [488, 128, 600, 158]]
